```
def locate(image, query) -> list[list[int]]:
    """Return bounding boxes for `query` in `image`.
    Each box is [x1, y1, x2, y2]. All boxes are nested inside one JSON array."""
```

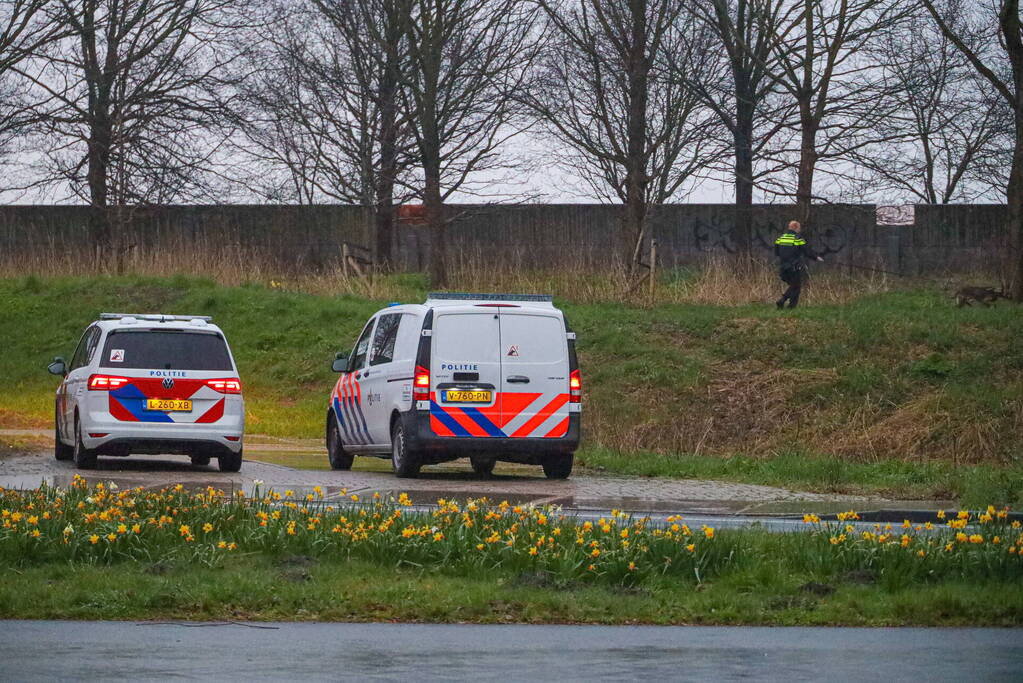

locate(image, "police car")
[[48, 314, 245, 471], [326, 293, 581, 479]]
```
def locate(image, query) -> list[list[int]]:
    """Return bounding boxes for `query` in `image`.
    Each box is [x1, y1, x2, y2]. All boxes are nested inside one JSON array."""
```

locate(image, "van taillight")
[[88, 374, 129, 390], [569, 369, 581, 403], [206, 378, 242, 394], [413, 366, 430, 401]]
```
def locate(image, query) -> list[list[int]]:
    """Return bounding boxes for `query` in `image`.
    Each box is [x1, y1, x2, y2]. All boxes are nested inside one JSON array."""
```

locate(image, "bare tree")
[[234, 0, 411, 266], [756, 0, 911, 228], [686, 0, 796, 257], [0, 0, 63, 190], [401, 0, 545, 285], [849, 7, 1009, 204], [18, 0, 239, 252], [529, 0, 723, 266], [921, 0, 1023, 298]]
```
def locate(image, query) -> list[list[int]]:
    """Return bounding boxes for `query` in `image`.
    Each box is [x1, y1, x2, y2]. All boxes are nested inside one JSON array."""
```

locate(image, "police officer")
[[774, 220, 823, 309]]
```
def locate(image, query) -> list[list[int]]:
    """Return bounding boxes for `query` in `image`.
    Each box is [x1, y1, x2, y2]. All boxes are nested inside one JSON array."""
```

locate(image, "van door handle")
[[507, 375, 530, 384]]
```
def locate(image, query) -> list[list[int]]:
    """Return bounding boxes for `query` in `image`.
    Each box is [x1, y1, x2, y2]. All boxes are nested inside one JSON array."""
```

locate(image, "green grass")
[[1, 481, 1021, 625], [2, 274, 1022, 502], [2, 559, 1020, 625]]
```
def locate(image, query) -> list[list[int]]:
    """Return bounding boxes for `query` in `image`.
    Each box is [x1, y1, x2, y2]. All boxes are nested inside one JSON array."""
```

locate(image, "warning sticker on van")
[[507, 345, 519, 356]]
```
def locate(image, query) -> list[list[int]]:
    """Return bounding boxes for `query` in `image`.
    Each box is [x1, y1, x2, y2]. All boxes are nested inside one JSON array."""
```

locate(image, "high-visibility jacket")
[[774, 232, 818, 270]]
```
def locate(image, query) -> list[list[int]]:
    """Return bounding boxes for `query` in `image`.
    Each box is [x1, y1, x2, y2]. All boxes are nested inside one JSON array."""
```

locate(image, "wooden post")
[[342, 243, 350, 278], [649, 238, 657, 302]]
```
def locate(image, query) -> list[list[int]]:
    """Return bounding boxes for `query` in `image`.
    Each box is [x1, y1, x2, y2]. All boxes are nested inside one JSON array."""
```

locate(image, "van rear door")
[[499, 311, 570, 438], [430, 310, 504, 437]]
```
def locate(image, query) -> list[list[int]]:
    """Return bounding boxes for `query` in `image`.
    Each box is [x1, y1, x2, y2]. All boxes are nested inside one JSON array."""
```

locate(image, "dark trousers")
[[778, 267, 803, 308]]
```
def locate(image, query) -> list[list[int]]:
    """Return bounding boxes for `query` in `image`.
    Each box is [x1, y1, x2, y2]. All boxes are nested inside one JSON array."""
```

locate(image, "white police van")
[[48, 314, 245, 471], [326, 293, 581, 478]]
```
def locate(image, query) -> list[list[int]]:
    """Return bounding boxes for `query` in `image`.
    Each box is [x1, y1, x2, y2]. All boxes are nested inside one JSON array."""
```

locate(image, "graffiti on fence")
[[693, 217, 850, 257]]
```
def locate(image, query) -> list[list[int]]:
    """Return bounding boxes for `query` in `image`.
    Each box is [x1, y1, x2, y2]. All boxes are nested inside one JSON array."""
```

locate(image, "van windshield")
[[99, 330, 233, 371]]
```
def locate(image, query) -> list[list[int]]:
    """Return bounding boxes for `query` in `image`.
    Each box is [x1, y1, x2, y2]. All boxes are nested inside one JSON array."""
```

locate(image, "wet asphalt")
[[0, 621, 1020, 682]]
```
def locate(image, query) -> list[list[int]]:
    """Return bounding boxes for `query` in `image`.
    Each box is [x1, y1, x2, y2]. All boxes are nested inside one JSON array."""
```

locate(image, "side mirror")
[[331, 352, 348, 373], [48, 357, 67, 376]]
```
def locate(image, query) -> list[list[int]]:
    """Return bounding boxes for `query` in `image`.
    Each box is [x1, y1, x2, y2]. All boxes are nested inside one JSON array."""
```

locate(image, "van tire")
[[72, 416, 97, 470], [391, 421, 420, 478], [55, 407, 73, 461], [218, 448, 243, 472], [327, 414, 353, 470], [542, 454, 573, 480], [470, 457, 495, 478]]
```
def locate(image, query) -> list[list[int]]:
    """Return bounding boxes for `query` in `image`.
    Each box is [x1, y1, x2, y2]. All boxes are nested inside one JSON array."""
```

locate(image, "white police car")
[[48, 313, 245, 471], [325, 293, 581, 479]]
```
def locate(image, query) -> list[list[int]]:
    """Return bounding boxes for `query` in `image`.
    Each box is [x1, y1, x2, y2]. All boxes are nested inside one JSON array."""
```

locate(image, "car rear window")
[[100, 330, 234, 371]]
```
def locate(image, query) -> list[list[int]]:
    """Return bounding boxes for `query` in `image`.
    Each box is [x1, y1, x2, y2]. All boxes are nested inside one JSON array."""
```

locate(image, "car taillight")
[[88, 374, 129, 390], [206, 378, 242, 394], [413, 365, 430, 401], [569, 369, 581, 403]]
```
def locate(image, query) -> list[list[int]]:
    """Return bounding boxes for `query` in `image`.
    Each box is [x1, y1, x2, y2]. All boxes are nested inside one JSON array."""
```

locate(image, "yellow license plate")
[[146, 398, 192, 412], [443, 390, 492, 403]]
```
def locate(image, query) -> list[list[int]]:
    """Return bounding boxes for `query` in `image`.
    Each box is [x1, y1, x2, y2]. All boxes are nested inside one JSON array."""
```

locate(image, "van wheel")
[[542, 454, 573, 480], [327, 414, 353, 470], [391, 421, 420, 478], [54, 407, 73, 461], [218, 448, 243, 472], [72, 417, 97, 470], [470, 457, 495, 478]]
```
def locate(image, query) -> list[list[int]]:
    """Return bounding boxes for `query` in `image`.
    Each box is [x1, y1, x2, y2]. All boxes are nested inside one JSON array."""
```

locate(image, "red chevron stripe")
[[544, 417, 569, 438], [196, 398, 225, 423], [500, 392, 541, 427], [108, 396, 138, 422], [447, 407, 489, 437], [511, 394, 569, 438], [430, 415, 455, 437]]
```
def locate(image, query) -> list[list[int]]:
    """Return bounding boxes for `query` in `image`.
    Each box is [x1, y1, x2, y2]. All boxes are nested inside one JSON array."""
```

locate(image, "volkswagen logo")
[[162, 377, 175, 390]]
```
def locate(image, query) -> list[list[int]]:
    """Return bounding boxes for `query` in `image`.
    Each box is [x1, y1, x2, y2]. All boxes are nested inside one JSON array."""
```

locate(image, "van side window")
[[370, 314, 401, 366], [84, 328, 101, 364], [351, 319, 375, 370]]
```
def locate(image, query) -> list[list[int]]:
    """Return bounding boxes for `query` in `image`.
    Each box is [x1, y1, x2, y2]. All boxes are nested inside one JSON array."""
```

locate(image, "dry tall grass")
[[0, 246, 895, 305]]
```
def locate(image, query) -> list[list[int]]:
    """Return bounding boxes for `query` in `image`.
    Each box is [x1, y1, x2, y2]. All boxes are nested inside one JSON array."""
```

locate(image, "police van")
[[326, 293, 581, 478], [48, 314, 245, 471]]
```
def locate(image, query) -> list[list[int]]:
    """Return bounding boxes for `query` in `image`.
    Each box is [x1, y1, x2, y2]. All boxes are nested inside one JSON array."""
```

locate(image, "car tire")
[[326, 413, 354, 471], [218, 448, 243, 473], [542, 453, 573, 480], [72, 416, 97, 470], [190, 454, 211, 467], [391, 420, 420, 478], [470, 457, 495, 478], [54, 407, 73, 461]]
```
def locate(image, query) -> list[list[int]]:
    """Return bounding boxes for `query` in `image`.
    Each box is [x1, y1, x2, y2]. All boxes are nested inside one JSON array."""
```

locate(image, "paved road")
[[0, 621, 1019, 682], [0, 443, 879, 516]]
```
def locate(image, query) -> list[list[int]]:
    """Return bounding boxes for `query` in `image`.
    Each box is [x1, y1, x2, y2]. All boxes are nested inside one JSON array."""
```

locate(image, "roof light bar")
[[425, 293, 552, 302], [100, 313, 213, 322]]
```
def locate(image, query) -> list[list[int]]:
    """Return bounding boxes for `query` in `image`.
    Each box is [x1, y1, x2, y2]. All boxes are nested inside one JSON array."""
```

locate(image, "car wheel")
[[54, 406, 73, 461], [190, 454, 211, 467], [470, 456, 495, 478], [542, 453, 573, 480], [218, 448, 243, 473], [391, 420, 420, 478], [326, 413, 353, 471], [72, 416, 97, 470]]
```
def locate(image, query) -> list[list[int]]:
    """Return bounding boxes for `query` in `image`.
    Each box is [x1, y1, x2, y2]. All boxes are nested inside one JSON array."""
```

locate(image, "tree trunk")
[[1009, 116, 1023, 300], [625, 0, 649, 268], [795, 109, 818, 230], [423, 157, 445, 287], [732, 92, 754, 262], [374, 13, 401, 270]]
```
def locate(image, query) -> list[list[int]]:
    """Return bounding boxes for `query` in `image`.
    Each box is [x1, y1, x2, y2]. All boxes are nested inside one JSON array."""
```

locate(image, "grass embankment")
[[1, 274, 1021, 503], [1, 480, 1020, 625]]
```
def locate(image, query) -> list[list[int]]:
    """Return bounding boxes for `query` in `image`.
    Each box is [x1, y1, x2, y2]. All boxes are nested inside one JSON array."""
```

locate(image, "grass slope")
[[1, 275, 1021, 503]]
